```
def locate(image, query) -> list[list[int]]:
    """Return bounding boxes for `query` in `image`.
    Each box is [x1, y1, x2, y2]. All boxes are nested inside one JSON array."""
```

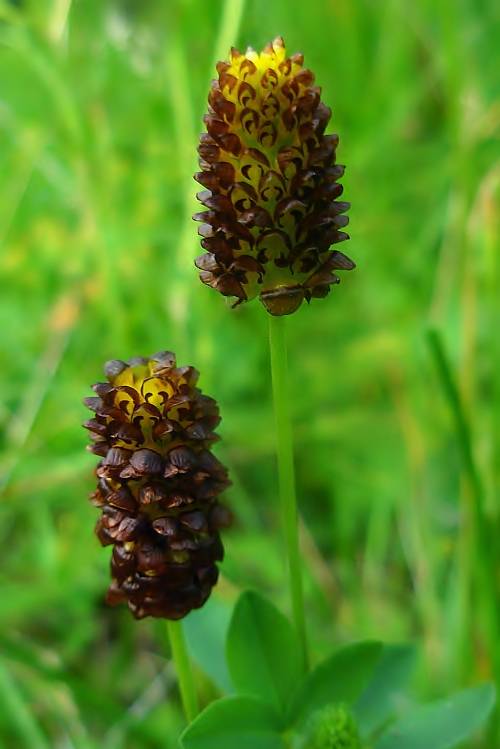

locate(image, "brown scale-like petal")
[[107, 486, 136, 512], [139, 482, 168, 505], [84, 352, 231, 620], [128, 448, 164, 476], [163, 446, 198, 478], [194, 37, 355, 315], [209, 503, 233, 530]]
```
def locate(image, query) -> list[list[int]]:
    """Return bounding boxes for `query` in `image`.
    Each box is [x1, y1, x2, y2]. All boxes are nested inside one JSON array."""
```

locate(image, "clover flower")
[[304, 704, 362, 749], [84, 351, 231, 620], [194, 36, 354, 316]]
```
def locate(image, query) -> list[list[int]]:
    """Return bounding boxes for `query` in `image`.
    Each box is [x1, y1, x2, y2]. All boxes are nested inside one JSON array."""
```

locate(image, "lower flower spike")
[[83, 351, 231, 620]]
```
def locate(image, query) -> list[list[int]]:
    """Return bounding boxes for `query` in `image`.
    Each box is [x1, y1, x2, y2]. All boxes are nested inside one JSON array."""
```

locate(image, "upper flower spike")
[[194, 36, 355, 316]]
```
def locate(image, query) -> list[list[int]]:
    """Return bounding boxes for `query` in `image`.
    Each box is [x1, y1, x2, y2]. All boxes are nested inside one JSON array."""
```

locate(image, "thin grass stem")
[[211, 0, 246, 69], [427, 328, 499, 685], [164, 0, 246, 364], [268, 314, 308, 668]]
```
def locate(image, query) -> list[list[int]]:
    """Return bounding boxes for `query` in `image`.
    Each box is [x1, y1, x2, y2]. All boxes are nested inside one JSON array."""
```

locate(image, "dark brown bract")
[[194, 36, 354, 316], [83, 352, 231, 620]]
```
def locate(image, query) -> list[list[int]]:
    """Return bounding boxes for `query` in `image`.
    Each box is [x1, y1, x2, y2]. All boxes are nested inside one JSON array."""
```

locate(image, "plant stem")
[[427, 328, 499, 683], [167, 620, 199, 723], [268, 315, 308, 668]]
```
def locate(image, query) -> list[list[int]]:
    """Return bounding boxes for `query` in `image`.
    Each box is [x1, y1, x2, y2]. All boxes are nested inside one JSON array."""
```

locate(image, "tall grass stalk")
[[427, 328, 499, 688], [211, 0, 246, 69], [166, 0, 247, 364]]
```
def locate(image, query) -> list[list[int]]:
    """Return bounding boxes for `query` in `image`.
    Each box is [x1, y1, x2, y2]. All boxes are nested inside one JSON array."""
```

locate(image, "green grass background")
[[0, 0, 498, 746]]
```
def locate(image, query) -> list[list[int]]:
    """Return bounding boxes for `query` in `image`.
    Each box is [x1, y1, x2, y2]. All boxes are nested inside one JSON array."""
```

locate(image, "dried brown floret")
[[84, 351, 231, 620], [194, 36, 354, 316]]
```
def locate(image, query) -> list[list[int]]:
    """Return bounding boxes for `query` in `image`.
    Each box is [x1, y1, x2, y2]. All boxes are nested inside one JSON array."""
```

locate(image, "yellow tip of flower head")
[[83, 352, 231, 620], [194, 36, 354, 316]]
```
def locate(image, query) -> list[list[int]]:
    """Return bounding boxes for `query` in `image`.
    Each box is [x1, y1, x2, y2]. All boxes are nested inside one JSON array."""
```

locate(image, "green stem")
[[212, 0, 246, 69], [268, 315, 308, 668], [165, 0, 247, 365], [167, 620, 199, 723], [427, 328, 499, 682]]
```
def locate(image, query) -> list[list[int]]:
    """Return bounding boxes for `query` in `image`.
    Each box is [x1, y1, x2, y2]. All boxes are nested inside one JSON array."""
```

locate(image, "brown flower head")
[[194, 36, 354, 316], [83, 351, 231, 620]]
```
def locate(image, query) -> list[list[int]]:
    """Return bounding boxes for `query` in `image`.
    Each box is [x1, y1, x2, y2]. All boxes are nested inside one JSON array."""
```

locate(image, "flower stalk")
[[167, 620, 199, 723], [268, 314, 308, 667]]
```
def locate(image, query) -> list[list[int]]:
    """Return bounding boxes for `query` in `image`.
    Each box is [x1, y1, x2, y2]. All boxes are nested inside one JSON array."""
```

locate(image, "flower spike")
[[194, 36, 354, 316], [84, 352, 231, 620]]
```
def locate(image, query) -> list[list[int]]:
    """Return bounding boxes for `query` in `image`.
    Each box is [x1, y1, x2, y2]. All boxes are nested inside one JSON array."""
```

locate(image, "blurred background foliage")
[[0, 0, 498, 746]]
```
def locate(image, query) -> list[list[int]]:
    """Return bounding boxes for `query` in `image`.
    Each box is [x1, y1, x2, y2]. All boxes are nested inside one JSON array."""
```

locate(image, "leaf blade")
[[355, 643, 417, 736], [180, 695, 285, 749], [184, 599, 233, 693], [226, 591, 303, 713], [375, 683, 496, 749], [289, 640, 382, 727]]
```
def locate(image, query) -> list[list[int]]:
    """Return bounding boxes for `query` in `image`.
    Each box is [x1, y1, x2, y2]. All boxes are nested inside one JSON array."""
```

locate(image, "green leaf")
[[355, 643, 417, 735], [289, 640, 382, 726], [180, 696, 285, 749], [226, 591, 303, 714], [184, 599, 233, 693], [0, 659, 50, 749], [375, 683, 496, 749]]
